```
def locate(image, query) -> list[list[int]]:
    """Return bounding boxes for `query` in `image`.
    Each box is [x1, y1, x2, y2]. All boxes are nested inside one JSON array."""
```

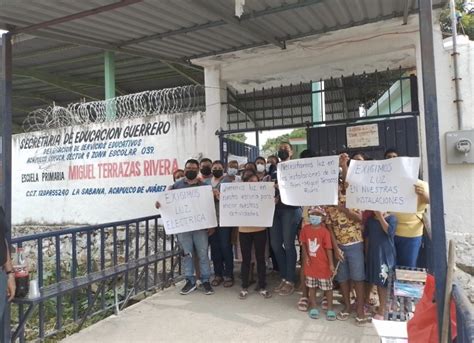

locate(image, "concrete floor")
[[62, 276, 380, 343]]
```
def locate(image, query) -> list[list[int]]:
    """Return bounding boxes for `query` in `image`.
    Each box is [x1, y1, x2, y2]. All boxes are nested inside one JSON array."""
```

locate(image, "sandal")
[[259, 289, 272, 299], [308, 308, 320, 319], [211, 277, 223, 287], [336, 311, 350, 321], [239, 289, 249, 300], [321, 297, 328, 310], [223, 278, 234, 288], [326, 310, 337, 321], [355, 316, 372, 326], [297, 297, 309, 311]]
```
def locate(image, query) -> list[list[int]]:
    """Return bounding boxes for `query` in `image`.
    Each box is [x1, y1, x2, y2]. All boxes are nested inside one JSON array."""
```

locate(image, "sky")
[[245, 129, 293, 149]]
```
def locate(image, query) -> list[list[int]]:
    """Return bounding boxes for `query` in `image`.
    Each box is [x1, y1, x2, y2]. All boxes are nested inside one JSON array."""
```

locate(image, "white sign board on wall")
[[12, 112, 207, 225], [346, 124, 379, 148]]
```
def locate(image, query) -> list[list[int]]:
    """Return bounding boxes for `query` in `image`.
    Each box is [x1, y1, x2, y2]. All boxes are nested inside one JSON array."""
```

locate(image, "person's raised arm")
[[374, 211, 389, 234], [415, 183, 430, 205], [327, 224, 344, 262]]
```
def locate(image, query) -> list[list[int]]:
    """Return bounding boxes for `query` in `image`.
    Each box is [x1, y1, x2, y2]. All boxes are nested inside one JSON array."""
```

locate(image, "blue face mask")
[[227, 168, 238, 176], [309, 215, 322, 226]]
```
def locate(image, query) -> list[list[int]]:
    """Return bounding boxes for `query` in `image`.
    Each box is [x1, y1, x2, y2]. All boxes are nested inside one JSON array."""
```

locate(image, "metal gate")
[[222, 67, 419, 134], [219, 67, 420, 162], [219, 137, 259, 165], [307, 116, 420, 159]]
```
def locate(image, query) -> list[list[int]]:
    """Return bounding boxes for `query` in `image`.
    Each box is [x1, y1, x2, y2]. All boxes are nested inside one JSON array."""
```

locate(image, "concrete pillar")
[[104, 51, 116, 120], [415, 17, 474, 272], [203, 65, 227, 160]]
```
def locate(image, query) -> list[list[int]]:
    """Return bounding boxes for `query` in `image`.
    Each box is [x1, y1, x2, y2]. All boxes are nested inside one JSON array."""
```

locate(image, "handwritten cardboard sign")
[[346, 124, 379, 148], [219, 182, 275, 227], [346, 157, 420, 213], [277, 156, 339, 206], [157, 185, 217, 235]]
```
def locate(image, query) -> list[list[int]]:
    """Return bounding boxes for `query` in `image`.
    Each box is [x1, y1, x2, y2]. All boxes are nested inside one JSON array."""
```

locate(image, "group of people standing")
[[155, 142, 430, 325]]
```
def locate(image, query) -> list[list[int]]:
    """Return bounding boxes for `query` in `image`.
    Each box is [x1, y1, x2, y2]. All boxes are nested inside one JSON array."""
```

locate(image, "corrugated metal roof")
[[0, 0, 448, 128]]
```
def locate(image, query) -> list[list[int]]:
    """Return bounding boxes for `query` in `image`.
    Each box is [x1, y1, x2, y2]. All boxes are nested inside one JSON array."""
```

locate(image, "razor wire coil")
[[23, 85, 205, 132]]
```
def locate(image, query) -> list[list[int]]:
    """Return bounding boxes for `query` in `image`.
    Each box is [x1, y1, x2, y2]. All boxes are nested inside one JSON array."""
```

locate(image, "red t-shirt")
[[299, 224, 333, 279]]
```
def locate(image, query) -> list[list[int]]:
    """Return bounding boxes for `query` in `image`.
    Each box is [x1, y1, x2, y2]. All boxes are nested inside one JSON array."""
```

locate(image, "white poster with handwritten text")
[[156, 185, 217, 235], [346, 157, 420, 213], [219, 182, 275, 227], [277, 156, 339, 206]]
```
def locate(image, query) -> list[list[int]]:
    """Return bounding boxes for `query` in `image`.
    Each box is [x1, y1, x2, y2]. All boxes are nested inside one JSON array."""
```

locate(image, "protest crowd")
[[155, 142, 429, 325]]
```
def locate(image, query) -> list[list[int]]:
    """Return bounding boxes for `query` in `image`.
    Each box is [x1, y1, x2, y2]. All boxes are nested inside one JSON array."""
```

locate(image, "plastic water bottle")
[[14, 248, 29, 298]]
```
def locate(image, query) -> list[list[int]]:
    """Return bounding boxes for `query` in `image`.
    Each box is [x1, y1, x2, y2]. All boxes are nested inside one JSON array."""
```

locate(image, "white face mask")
[[256, 164, 265, 173], [227, 168, 238, 176], [265, 163, 272, 173]]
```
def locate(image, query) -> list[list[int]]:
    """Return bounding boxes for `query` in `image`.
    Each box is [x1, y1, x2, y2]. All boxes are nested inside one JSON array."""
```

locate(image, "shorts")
[[305, 276, 333, 291], [335, 242, 365, 282]]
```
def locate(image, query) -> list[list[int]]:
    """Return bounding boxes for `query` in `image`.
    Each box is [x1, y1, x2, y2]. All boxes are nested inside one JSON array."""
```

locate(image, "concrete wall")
[[424, 26, 474, 272], [194, 12, 473, 270]]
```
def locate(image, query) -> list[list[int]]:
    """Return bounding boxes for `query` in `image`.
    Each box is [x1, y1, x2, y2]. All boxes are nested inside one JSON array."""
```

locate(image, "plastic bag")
[[407, 274, 457, 342]]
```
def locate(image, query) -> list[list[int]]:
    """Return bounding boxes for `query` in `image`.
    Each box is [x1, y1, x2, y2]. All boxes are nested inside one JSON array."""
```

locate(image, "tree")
[[261, 128, 306, 156], [289, 128, 306, 139], [225, 133, 247, 143], [439, 0, 474, 40]]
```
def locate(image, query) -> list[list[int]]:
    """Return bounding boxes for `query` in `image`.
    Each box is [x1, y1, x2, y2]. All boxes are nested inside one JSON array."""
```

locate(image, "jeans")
[[240, 230, 267, 289], [335, 242, 365, 282], [177, 230, 211, 284], [267, 229, 279, 271], [0, 271, 6, 323], [394, 235, 423, 267], [270, 207, 302, 283], [209, 226, 234, 279]]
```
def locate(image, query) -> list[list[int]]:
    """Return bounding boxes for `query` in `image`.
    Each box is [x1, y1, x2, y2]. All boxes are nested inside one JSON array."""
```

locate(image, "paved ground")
[[62, 275, 380, 343]]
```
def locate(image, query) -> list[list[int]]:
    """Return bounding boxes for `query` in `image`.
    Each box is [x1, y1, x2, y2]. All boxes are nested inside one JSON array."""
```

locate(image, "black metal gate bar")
[[0, 32, 13, 343], [307, 116, 420, 159], [224, 68, 418, 135], [419, 0, 447, 337]]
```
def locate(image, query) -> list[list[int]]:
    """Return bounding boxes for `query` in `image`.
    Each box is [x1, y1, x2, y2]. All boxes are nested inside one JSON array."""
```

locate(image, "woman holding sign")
[[326, 157, 369, 324], [271, 142, 303, 296], [384, 149, 430, 267], [238, 172, 272, 300]]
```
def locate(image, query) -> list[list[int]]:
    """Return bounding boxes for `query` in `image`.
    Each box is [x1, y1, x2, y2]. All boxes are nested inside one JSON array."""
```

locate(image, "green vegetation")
[[261, 128, 306, 156], [439, 0, 474, 40], [225, 133, 247, 143]]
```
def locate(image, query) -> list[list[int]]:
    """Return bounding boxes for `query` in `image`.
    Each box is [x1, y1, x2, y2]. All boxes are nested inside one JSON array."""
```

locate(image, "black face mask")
[[185, 170, 198, 180], [269, 164, 277, 175], [278, 149, 289, 161], [200, 166, 211, 176], [212, 170, 224, 178]]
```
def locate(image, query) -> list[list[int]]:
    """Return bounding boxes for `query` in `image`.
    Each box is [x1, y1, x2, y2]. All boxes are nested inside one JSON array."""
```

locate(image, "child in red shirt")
[[299, 213, 336, 320]]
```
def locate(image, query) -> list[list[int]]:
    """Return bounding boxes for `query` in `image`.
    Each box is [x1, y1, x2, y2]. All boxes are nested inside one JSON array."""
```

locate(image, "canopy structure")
[[0, 0, 447, 127], [1, 1, 452, 342]]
